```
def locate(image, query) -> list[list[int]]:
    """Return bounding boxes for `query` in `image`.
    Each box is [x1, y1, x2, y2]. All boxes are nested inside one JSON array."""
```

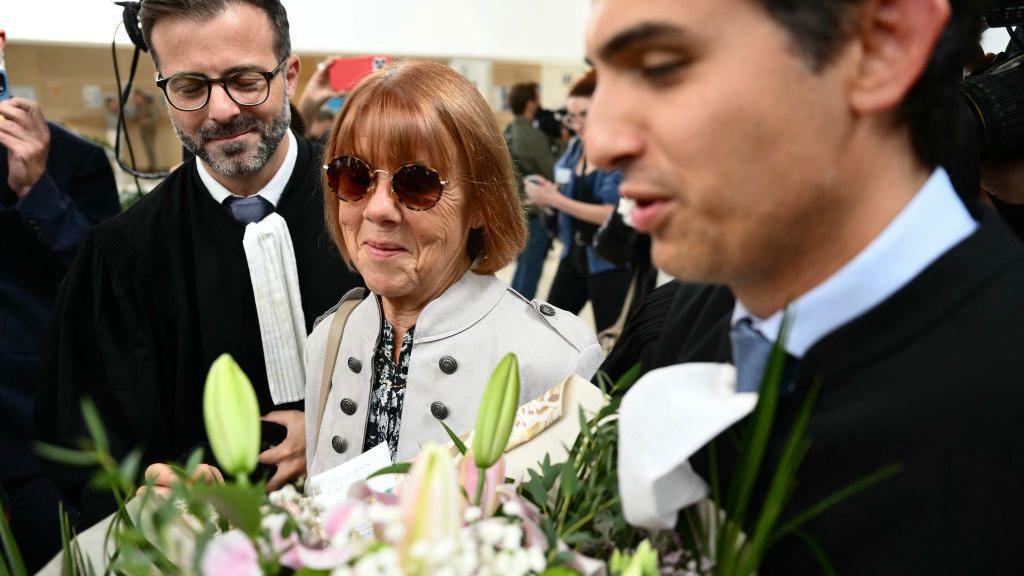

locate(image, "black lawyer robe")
[[633, 205, 1024, 573], [35, 136, 361, 526]]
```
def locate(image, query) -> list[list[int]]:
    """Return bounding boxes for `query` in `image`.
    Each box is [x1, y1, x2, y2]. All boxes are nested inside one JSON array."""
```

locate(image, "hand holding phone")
[[0, 64, 10, 101], [328, 55, 391, 92], [0, 30, 8, 101]]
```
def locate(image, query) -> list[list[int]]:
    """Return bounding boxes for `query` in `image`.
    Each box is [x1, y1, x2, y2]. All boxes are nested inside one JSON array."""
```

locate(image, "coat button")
[[539, 303, 556, 316], [347, 357, 362, 373], [439, 356, 458, 374], [430, 401, 449, 420], [331, 436, 348, 454], [339, 398, 357, 415]]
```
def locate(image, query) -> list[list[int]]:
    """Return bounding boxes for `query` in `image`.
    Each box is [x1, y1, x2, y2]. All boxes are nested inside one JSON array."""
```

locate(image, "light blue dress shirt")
[[732, 168, 978, 358]]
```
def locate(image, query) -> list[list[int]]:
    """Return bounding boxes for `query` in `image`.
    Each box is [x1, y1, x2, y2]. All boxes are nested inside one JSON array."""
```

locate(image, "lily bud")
[[400, 444, 462, 549], [203, 354, 261, 480], [471, 353, 520, 470], [612, 540, 659, 576]]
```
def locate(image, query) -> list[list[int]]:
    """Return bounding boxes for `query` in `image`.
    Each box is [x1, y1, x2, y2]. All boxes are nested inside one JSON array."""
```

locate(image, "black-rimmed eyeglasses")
[[156, 59, 287, 112]]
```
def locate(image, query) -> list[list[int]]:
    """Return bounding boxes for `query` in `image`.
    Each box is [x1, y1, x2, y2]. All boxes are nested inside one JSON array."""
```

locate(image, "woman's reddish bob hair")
[[323, 59, 526, 275]]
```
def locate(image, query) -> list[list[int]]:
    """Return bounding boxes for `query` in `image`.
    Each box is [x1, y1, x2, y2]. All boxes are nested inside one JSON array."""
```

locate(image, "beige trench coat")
[[305, 271, 603, 475]]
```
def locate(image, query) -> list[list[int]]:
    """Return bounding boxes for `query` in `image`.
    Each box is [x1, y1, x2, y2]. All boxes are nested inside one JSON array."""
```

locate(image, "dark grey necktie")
[[730, 318, 774, 393], [225, 195, 273, 224]]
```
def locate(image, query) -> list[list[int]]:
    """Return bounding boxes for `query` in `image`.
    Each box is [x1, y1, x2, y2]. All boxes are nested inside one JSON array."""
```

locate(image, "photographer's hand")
[[0, 97, 51, 198], [297, 56, 344, 138], [524, 175, 560, 208]]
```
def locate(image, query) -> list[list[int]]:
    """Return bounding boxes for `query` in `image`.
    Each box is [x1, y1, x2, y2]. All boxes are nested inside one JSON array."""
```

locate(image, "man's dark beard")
[[173, 103, 290, 177]]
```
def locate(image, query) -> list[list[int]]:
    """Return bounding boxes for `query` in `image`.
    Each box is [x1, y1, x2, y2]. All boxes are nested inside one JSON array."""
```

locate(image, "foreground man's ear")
[[285, 54, 302, 99], [848, 0, 951, 115]]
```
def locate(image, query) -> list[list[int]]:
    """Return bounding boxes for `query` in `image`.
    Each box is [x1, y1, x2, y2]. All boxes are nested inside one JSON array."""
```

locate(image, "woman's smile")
[[362, 239, 409, 259]]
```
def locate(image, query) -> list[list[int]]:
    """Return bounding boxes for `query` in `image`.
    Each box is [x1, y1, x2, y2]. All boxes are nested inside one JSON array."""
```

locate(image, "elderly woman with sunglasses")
[[305, 61, 603, 474]]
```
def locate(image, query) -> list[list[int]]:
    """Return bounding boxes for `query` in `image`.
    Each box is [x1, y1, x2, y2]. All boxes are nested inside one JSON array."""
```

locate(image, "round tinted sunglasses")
[[323, 155, 449, 211]]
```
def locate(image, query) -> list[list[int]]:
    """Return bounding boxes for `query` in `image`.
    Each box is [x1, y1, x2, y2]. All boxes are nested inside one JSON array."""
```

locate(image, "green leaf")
[[718, 311, 794, 575], [738, 376, 821, 574], [523, 470, 550, 508], [184, 447, 206, 476], [559, 460, 581, 500], [792, 529, 838, 576], [439, 420, 468, 456], [0, 497, 26, 576], [190, 483, 263, 537], [563, 531, 595, 545], [118, 448, 144, 491], [367, 462, 411, 479], [770, 462, 903, 545], [613, 363, 644, 394], [34, 442, 98, 467], [80, 398, 110, 453], [594, 370, 614, 396], [540, 568, 579, 576], [577, 407, 592, 443]]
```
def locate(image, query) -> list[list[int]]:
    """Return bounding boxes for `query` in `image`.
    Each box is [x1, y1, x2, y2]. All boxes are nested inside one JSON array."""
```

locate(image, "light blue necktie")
[[729, 318, 774, 393], [225, 195, 273, 225]]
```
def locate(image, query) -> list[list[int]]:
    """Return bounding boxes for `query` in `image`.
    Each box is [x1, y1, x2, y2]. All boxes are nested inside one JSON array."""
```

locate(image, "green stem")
[[475, 466, 486, 506]]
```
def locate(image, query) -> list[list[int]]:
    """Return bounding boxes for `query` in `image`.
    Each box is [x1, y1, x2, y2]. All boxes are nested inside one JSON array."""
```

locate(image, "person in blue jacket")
[[524, 71, 630, 331], [0, 27, 121, 572]]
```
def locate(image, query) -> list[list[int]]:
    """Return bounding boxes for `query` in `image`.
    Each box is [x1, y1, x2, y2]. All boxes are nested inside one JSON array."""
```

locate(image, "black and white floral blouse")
[[362, 319, 415, 461]]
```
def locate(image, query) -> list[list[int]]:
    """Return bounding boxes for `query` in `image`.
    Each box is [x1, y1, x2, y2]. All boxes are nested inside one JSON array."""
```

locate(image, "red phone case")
[[328, 56, 391, 92]]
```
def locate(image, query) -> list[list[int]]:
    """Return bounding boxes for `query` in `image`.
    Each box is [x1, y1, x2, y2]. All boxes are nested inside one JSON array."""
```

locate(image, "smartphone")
[[0, 65, 9, 101], [328, 55, 391, 92]]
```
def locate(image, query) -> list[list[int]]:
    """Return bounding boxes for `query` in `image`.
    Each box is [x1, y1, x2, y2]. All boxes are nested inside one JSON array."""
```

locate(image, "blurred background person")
[[0, 27, 121, 572], [306, 105, 337, 143], [525, 71, 630, 332], [507, 81, 560, 300], [129, 90, 158, 171]]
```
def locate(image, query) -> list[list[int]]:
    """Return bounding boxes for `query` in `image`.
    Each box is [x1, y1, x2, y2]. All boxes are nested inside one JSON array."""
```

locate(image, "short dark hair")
[[568, 71, 597, 98], [755, 0, 984, 168], [140, 0, 291, 70], [508, 82, 539, 116]]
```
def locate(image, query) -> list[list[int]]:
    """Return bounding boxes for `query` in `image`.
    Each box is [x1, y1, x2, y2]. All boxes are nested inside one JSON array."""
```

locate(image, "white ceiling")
[[1, 0, 592, 64], [3, 2, 1011, 65]]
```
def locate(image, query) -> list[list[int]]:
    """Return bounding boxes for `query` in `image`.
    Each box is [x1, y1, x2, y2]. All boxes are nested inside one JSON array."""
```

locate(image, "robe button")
[[439, 356, 458, 374], [539, 303, 556, 316], [339, 398, 357, 415], [347, 357, 362, 373], [430, 401, 449, 420], [331, 436, 348, 454]]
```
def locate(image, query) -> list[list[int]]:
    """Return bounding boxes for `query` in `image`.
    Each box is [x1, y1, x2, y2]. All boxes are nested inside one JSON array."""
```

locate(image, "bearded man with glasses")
[[34, 0, 361, 531]]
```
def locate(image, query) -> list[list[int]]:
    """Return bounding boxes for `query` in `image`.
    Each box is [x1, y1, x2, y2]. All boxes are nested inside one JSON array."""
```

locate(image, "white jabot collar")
[[732, 168, 977, 357], [197, 129, 298, 208], [242, 212, 306, 405]]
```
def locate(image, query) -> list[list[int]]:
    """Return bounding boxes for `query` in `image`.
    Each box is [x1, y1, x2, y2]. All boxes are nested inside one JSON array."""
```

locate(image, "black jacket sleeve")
[[34, 227, 162, 526]]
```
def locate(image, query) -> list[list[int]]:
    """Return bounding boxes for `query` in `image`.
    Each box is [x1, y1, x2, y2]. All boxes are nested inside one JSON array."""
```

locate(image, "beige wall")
[[4, 42, 586, 165], [5, 41, 181, 170]]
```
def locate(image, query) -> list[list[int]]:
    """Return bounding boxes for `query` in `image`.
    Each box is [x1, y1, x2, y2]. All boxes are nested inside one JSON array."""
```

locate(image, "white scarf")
[[242, 213, 307, 405]]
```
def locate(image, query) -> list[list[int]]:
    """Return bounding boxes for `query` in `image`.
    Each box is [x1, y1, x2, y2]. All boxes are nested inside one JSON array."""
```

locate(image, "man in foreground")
[[35, 0, 360, 529], [588, 0, 1023, 571]]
